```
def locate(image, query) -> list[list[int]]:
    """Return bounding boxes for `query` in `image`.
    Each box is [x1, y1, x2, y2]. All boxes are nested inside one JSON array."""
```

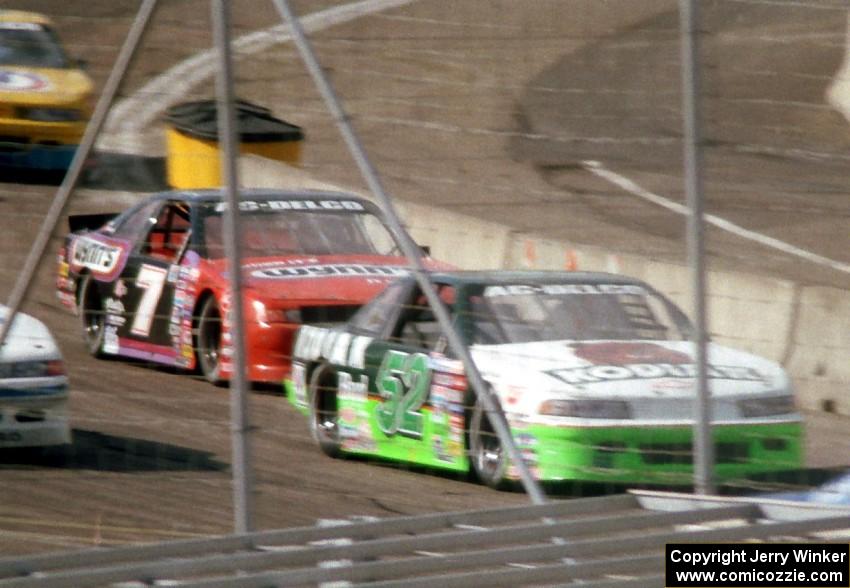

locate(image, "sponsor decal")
[[104, 297, 124, 315], [70, 237, 123, 274], [340, 407, 358, 425], [429, 384, 463, 405], [56, 277, 74, 291], [173, 255, 200, 360], [113, 279, 128, 298], [432, 437, 463, 463], [291, 363, 307, 406], [251, 264, 407, 279], [294, 326, 372, 370], [428, 354, 464, 375], [431, 371, 467, 390], [103, 325, 119, 354], [0, 69, 50, 92], [432, 437, 449, 462], [484, 283, 646, 298], [215, 199, 366, 213], [106, 314, 127, 327], [652, 378, 694, 392], [338, 371, 368, 399], [57, 291, 75, 308], [339, 423, 359, 440], [521, 448, 538, 465], [446, 439, 463, 457], [550, 340, 765, 385], [573, 341, 690, 365], [244, 257, 319, 269], [167, 264, 180, 284], [516, 433, 538, 448], [547, 362, 766, 385]]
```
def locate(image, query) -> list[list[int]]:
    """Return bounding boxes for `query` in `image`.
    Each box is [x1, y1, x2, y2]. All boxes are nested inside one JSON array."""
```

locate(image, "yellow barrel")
[[164, 100, 304, 189]]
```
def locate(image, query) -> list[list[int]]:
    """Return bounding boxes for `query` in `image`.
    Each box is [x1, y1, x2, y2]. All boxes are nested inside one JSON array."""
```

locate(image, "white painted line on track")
[[582, 159, 850, 275], [99, 0, 417, 154]]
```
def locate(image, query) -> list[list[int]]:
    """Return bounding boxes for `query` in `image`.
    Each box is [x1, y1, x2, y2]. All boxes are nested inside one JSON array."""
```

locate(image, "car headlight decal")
[[539, 399, 632, 419], [738, 395, 796, 418], [252, 299, 296, 325]]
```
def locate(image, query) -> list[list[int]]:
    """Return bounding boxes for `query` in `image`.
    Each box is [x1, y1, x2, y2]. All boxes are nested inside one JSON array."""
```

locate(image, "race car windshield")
[[469, 283, 689, 344], [202, 208, 401, 258], [0, 26, 69, 68]]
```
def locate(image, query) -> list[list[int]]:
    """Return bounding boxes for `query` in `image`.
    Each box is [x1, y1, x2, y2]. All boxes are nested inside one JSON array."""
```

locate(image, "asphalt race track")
[[1, 0, 849, 555]]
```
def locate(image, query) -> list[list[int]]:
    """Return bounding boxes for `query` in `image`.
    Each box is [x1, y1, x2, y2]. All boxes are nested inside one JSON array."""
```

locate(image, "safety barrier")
[[1, 491, 847, 587]]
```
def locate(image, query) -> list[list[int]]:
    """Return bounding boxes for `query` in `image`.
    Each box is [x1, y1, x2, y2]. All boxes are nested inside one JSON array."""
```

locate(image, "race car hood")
[[469, 339, 792, 420], [207, 254, 416, 304], [0, 305, 61, 362], [0, 66, 92, 106]]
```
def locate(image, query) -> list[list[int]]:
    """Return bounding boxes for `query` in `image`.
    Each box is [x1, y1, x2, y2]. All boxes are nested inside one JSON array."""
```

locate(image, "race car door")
[[114, 200, 191, 360], [358, 281, 465, 470]]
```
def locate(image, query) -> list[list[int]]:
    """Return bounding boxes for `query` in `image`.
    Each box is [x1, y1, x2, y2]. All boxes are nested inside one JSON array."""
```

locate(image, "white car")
[[0, 305, 71, 447], [288, 271, 803, 488]]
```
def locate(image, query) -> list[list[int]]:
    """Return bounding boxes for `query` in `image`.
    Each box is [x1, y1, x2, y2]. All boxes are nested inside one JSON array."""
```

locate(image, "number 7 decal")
[[131, 264, 169, 336]]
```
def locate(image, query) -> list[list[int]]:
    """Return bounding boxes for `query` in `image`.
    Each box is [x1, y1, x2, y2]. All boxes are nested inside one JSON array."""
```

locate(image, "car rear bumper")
[[0, 393, 72, 448]]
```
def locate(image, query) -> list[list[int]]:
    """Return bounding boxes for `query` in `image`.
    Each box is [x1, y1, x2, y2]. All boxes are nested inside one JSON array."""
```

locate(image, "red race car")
[[56, 189, 437, 385]]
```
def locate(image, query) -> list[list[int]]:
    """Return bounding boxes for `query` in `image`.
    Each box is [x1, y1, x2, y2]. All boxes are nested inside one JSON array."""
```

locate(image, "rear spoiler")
[[68, 213, 119, 234]]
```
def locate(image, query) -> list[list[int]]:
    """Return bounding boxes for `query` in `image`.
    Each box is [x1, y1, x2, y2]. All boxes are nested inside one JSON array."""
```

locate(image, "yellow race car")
[[0, 10, 92, 171]]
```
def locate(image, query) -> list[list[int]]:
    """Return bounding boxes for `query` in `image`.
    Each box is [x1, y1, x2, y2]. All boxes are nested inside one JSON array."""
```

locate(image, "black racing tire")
[[196, 296, 224, 385], [309, 363, 341, 458], [78, 274, 106, 358], [468, 400, 508, 489]]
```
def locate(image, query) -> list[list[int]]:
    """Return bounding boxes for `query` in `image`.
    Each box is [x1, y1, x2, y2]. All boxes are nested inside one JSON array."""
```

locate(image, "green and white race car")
[[286, 271, 802, 487]]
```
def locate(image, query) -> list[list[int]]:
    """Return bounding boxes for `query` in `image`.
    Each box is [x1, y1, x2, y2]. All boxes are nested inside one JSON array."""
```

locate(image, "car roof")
[[0, 11, 53, 26], [146, 188, 375, 205], [419, 270, 651, 287]]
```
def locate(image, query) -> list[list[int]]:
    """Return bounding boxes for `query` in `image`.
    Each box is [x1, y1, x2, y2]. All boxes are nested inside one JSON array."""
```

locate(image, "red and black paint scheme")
[[56, 188, 443, 385]]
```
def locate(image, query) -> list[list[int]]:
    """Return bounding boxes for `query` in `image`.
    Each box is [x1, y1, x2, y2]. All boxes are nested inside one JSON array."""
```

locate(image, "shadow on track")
[[0, 429, 227, 473]]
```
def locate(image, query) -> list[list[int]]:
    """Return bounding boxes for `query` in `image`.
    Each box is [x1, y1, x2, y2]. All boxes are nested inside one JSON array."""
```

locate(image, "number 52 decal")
[[376, 350, 431, 439]]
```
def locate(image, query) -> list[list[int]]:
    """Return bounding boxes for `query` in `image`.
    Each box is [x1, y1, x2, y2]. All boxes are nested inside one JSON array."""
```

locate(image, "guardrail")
[[1, 491, 847, 587]]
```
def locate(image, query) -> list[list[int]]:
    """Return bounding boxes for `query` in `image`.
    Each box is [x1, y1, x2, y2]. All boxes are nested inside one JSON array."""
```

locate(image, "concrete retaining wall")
[[239, 155, 849, 416]]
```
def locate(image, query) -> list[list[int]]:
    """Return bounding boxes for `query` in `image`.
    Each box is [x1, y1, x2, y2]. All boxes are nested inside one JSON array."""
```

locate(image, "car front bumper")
[[0, 119, 85, 170], [510, 420, 803, 485]]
